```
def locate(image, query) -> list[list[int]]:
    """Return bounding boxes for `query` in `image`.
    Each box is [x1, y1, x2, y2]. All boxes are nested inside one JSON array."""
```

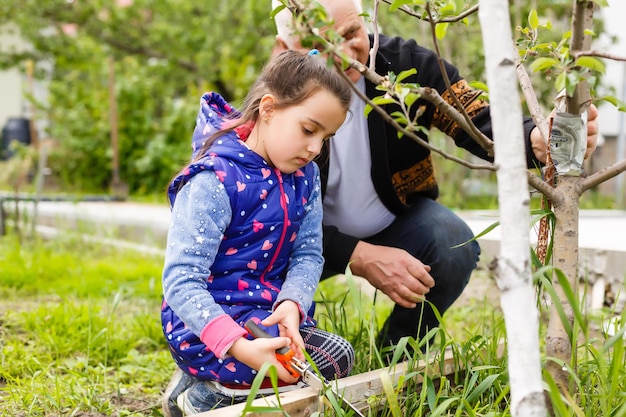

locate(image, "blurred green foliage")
[[0, 0, 607, 197], [0, 0, 276, 194]]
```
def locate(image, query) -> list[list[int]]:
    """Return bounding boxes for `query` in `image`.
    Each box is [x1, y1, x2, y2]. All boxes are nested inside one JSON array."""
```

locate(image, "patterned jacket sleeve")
[[162, 170, 233, 338]]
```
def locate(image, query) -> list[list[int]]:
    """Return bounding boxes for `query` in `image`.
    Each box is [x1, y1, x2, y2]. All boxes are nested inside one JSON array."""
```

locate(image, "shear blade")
[[301, 370, 365, 417]]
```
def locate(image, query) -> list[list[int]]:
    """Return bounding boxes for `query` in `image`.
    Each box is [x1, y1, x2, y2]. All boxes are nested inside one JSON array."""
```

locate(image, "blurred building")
[[0, 24, 50, 157], [0, 23, 28, 131]]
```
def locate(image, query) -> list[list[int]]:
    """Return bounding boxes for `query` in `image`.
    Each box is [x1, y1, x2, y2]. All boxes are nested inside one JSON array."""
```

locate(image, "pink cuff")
[[199, 315, 248, 359]]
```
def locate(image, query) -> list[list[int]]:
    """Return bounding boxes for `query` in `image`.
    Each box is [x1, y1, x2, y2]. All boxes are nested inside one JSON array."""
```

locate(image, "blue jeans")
[[323, 197, 480, 347], [183, 381, 249, 411]]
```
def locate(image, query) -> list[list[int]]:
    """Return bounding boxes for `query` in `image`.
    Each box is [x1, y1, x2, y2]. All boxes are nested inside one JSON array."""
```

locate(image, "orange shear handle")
[[244, 319, 301, 379]]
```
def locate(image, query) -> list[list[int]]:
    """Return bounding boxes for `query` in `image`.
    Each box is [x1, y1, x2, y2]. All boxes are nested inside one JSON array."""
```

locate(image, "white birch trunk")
[[478, 1, 547, 415]]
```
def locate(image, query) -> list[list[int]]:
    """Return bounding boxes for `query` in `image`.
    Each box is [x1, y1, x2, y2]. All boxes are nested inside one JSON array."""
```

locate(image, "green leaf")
[[554, 268, 586, 337], [430, 398, 460, 416], [395, 68, 417, 83], [598, 95, 626, 112], [371, 96, 397, 106], [269, 4, 286, 19], [466, 374, 502, 403], [574, 56, 605, 74], [534, 42, 554, 51], [452, 218, 500, 248], [528, 9, 539, 30], [405, 92, 420, 107], [439, 4, 457, 17], [469, 81, 489, 93], [240, 362, 284, 413], [562, 30, 572, 41], [435, 22, 449, 40], [380, 371, 402, 417], [555, 71, 566, 92], [565, 71, 579, 96], [529, 57, 559, 72], [389, 0, 412, 12], [390, 111, 408, 125]]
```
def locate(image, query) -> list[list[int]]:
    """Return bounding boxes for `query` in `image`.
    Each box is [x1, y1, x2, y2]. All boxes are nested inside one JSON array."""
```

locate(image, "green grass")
[[1, 230, 625, 416], [0, 234, 170, 416]]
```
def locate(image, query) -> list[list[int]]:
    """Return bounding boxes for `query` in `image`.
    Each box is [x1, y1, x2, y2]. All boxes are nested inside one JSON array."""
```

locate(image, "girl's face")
[[250, 90, 347, 173]]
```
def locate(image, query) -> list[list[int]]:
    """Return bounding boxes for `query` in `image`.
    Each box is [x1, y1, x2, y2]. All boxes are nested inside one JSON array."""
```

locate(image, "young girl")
[[161, 50, 355, 416]]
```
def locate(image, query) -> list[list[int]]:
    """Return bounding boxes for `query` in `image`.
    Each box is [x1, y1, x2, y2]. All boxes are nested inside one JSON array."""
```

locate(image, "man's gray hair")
[[272, 0, 363, 49]]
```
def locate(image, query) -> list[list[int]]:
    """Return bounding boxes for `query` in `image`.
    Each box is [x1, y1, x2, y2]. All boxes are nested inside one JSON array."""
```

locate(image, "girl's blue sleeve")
[[275, 164, 324, 318], [162, 170, 232, 338]]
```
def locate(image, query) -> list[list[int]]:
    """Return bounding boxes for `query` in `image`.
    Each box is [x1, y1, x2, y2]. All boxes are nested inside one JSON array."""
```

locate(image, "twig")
[[333, 62, 495, 171], [572, 50, 626, 62], [379, 0, 479, 23], [370, 0, 380, 73], [287, 0, 492, 160], [426, 3, 493, 156], [582, 159, 626, 192], [514, 51, 549, 143], [527, 171, 560, 203]]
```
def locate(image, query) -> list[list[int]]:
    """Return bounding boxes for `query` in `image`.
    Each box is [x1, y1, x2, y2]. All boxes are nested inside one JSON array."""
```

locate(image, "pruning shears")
[[244, 319, 365, 417]]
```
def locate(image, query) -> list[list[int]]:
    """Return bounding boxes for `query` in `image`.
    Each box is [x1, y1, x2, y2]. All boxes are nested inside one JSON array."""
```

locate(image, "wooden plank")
[[197, 348, 461, 417]]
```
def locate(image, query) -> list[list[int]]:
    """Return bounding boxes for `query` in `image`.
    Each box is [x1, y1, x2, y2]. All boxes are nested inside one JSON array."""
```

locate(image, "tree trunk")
[[544, 0, 594, 391], [545, 177, 581, 390], [479, 1, 547, 415]]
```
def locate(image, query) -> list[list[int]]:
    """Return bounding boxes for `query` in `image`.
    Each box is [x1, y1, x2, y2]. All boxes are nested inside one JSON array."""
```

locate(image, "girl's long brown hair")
[[192, 50, 352, 162]]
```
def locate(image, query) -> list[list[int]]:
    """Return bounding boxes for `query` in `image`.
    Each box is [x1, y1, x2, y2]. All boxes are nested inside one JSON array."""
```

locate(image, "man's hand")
[[349, 241, 435, 308], [531, 103, 599, 164], [583, 103, 599, 159]]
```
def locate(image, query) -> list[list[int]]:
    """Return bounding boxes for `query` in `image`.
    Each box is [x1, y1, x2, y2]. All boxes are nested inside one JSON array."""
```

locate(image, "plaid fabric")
[[301, 326, 355, 380]]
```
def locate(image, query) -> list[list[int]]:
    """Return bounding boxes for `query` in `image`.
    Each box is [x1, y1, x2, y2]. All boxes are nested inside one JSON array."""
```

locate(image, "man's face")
[[292, 0, 370, 83]]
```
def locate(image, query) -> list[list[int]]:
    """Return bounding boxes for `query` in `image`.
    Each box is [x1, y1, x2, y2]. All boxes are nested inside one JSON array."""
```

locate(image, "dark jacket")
[[319, 34, 539, 273]]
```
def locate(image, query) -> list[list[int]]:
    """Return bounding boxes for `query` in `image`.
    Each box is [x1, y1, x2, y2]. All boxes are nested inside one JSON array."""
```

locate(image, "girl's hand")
[[262, 300, 306, 361], [228, 336, 300, 384]]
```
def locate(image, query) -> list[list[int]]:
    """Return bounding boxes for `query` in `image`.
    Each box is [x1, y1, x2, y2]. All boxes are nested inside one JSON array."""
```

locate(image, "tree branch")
[[379, 0, 479, 23], [287, 0, 495, 169], [581, 159, 626, 192], [425, 3, 494, 156], [514, 51, 550, 143], [527, 171, 561, 203], [573, 50, 626, 62], [369, 0, 381, 73], [335, 63, 496, 171], [566, 0, 594, 114]]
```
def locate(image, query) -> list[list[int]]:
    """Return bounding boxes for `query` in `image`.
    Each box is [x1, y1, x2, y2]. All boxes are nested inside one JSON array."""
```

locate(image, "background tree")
[[0, 0, 605, 198], [0, 0, 276, 193], [280, 0, 625, 415]]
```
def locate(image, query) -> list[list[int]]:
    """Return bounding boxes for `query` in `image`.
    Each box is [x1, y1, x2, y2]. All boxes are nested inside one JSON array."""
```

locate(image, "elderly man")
[[271, 0, 599, 348]]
